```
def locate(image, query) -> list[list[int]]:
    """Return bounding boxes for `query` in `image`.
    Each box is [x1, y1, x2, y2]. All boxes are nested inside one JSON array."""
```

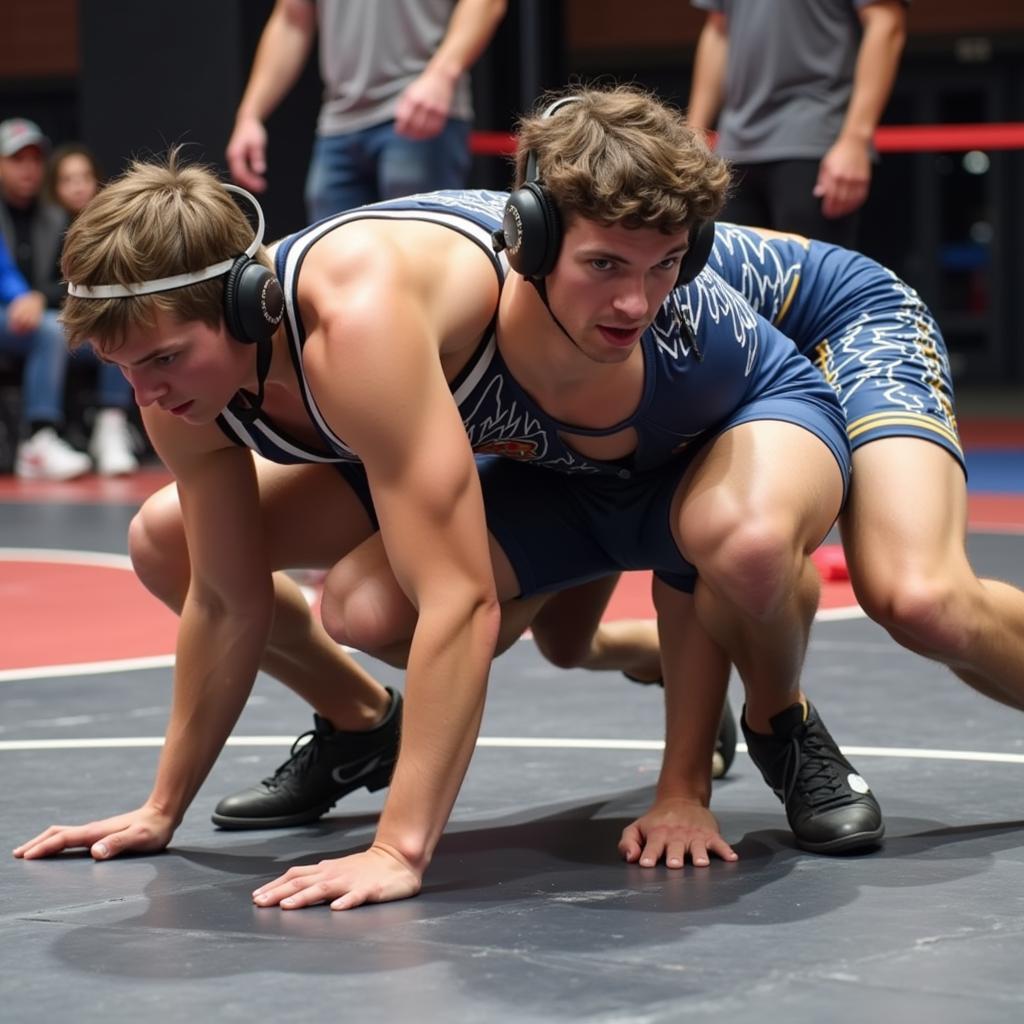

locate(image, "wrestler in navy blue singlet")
[[214, 191, 851, 595], [708, 222, 963, 468]]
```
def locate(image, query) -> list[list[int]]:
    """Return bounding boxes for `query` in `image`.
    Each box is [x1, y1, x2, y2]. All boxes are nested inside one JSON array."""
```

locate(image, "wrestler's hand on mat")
[[618, 798, 738, 869], [13, 805, 176, 860], [252, 843, 422, 911]]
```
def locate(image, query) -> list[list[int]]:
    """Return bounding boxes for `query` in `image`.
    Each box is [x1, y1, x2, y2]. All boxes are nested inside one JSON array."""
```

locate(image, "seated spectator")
[[44, 142, 104, 218], [0, 121, 137, 476], [45, 141, 139, 475], [0, 120, 90, 479]]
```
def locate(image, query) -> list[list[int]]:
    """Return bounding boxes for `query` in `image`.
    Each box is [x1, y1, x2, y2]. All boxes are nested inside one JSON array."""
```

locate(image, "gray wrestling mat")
[[3, 499, 1024, 1024]]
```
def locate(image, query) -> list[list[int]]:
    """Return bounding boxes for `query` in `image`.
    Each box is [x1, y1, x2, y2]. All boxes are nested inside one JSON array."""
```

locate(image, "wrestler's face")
[[100, 311, 254, 426], [547, 217, 689, 362]]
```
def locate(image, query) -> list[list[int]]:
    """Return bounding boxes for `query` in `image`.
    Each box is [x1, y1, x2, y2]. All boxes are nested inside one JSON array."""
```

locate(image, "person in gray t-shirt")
[[688, 0, 907, 246], [227, 0, 506, 221]]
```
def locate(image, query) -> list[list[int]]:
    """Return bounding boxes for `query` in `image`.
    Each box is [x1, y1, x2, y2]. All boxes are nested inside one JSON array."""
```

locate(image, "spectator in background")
[[0, 118, 91, 479], [227, 0, 507, 221], [44, 143, 104, 218], [0, 227, 90, 478], [43, 140, 139, 475], [687, 0, 907, 246]]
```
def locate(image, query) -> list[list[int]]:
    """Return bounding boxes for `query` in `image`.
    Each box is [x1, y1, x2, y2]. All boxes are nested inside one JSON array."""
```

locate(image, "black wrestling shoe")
[[624, 672, 737, 780], [211, 688, 402, 830], [741, 701, 884, 854]]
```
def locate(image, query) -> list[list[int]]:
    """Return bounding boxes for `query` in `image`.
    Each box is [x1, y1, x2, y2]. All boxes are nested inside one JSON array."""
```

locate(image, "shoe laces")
[[262, 729, 322, 789], [781, 728, 847, 808]]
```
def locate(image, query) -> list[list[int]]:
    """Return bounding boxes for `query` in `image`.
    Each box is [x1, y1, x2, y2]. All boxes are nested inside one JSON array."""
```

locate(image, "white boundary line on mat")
[[1, 735, 1024, 765]]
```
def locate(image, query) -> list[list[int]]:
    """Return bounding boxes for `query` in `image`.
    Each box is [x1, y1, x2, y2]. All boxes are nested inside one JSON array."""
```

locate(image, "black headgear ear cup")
[[500, 180, 563, 279], [492, 95, 584, 279], [677, 220, 715, 286], [223, 255, 285, 344]]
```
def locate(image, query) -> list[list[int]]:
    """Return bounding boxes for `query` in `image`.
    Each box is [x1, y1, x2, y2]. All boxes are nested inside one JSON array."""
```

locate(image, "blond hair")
[[60, 150, 271, 351], [514, 84, 730, 234]]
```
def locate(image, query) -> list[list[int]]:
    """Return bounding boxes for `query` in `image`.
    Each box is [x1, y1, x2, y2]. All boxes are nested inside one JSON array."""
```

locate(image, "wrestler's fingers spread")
[[27, 825, 100, 859], [638, 835, 667, 868], [252, 863, 318, 897], [93, 823, 156, 859], [279, 880, 334, 910], [253, 875, 313, 906], [17, 841, 51, 860], [90, 832, 125, 860], [330, 888, 368, 912], [14, 825, 62, 857], [687, 839, 711, 868], [279, 863, 322, 882], [618, 824, 642, 861], [708, 835, 739, 861], [665, 839, 691, 869]]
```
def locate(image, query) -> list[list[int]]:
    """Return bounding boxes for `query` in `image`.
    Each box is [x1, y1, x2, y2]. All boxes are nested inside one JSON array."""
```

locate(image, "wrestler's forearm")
[[147, 595, 273, 824], [370, 598, 500, 872]]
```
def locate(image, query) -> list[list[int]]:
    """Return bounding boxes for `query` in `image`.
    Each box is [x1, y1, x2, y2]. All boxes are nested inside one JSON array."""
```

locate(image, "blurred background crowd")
[[0, 0, 1020, 479]]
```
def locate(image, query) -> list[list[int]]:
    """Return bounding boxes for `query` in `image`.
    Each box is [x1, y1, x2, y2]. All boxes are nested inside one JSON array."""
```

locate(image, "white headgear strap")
[[66, 184, 265, 299]]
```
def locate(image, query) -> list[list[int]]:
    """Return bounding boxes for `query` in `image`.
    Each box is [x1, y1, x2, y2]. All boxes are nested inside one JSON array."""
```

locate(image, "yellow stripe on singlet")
[[813, 338, 838, 388], [847, 411, 963, 451], [775, 272, 801, 326]]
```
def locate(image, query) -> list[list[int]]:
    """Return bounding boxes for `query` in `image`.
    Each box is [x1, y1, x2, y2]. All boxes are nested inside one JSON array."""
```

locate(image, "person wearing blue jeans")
[[304, 117, 471, 222], [0, 230, 92, 479], [1, 117, 137, 477], [227, 0, 506, 220]]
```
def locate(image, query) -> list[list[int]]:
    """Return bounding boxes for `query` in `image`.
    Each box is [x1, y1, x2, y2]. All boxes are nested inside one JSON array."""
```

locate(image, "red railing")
[[470, 123, 1024, 157]]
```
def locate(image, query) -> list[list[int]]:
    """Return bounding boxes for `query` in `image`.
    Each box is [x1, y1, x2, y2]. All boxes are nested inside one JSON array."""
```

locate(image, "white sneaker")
[[89, 409, 139, 476], [15, 427, 93, 481]]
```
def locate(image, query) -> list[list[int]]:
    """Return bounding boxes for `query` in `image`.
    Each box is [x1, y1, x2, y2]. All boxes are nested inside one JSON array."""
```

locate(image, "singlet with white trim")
[[215, 190, 840, 477]]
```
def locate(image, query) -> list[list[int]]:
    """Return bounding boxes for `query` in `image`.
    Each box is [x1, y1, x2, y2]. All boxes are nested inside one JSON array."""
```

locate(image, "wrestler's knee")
[[320, 560, 415, 653], [855, 565, 974, 658], [128, 493, 189, 606], [695, 518, 801, 621]]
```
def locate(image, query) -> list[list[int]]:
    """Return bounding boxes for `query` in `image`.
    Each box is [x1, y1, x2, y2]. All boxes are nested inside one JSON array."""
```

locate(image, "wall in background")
[[566, 0, 1024, 52], [1, 0, 1021, 383]]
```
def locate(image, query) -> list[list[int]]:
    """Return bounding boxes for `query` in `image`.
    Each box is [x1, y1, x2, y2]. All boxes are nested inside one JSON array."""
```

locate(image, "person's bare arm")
[[394, 0, 507, 139], [253, 240, 501, 910], [686, 12, 729, 135], [618, 584, 737, 869], [226, 0, 317, 191], [814, 0, 907, 219], [14, 417, 274, 861]]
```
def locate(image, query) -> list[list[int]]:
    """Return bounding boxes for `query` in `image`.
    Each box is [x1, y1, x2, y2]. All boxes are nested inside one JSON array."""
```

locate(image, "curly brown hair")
[[514, 84, 730, 234]]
